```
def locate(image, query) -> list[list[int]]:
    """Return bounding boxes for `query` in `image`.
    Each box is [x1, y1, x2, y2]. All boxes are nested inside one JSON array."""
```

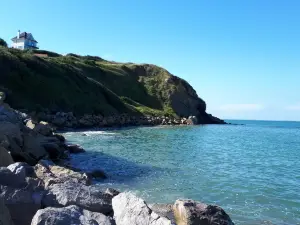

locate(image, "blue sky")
[[1, 0, 300, 121]]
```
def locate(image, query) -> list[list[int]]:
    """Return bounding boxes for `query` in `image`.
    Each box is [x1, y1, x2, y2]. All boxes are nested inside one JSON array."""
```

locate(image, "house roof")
[[11, 32, 38, 43]]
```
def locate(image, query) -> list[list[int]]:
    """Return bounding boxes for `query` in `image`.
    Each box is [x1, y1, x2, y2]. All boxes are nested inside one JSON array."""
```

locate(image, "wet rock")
[[43, 182, 113, 215], [31, 205, 115, 225], [0, 146, 14, 167], [67, 144, 85, 153], [173, 199, 234, 225], [88, 169, 107, 179], [112, 192, 171, 225]]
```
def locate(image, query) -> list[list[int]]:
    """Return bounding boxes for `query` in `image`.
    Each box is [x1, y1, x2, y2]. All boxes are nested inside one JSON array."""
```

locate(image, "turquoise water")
[[64, 120, 300, 225]]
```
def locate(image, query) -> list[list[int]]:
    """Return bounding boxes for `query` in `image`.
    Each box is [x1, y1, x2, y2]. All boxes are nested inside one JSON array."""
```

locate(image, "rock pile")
[[0, 160, 235, 225]]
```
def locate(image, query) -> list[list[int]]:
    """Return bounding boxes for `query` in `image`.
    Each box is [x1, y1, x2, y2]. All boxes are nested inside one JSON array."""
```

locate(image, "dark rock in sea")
[[88, 169, 108, 180], [67, 144, 85, 154], [173, 199, 234, 225]]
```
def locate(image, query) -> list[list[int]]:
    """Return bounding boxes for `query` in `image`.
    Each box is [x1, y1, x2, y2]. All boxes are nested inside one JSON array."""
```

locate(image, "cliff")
[[0, 47, 224, 124]]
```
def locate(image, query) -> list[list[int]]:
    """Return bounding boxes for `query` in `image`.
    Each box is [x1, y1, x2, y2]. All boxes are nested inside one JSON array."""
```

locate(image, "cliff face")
[[0, 47, 224, 124]]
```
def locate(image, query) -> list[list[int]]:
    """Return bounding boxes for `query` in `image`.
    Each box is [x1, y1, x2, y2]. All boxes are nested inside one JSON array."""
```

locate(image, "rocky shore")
[[30, 110, 226, 130], [0, 100, 234, 225]]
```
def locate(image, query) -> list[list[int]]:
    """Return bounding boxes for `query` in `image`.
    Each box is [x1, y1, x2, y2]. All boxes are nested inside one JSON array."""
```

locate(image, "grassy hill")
[[0, 47, 223, 123]]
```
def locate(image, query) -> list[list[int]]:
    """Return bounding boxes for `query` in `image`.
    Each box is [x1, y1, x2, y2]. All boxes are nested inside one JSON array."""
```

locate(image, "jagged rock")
[[67, 144, 85, 153], [43, 182, 113, 215], [105, 188, 120, 197], [173, 199, 234, 225], [31, 205, 115, 225], [0, 147, 14, 167], [0, 197, 14, 225], [0, 185, 44, 225], [8, 162, 35, 177], [112, 192, 171, 225], [149, 204, 175, 224], [34, 160, 91, 187], [0, 167, 26, 187]]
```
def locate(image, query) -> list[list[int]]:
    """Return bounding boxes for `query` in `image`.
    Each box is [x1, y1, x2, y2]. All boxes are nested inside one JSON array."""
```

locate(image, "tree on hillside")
[[0, 38, 8, 47]]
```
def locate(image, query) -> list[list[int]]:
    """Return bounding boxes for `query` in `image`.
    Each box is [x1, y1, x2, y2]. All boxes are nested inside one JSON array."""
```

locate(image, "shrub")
[[0, 38, 7, 47]]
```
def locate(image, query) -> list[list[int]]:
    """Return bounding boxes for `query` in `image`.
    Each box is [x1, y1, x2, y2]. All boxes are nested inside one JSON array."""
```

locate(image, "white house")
[[11, 30, 39, 50]]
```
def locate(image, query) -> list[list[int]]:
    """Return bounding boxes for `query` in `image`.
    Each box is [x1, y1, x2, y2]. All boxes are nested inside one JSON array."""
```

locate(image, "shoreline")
[[0, 102, 235, 225]]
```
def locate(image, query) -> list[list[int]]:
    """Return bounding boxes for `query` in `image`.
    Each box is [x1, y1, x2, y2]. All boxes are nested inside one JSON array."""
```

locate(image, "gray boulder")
[[0, 197, 14, 225], [112, 192, 171, 225], [0, 167, 25, 187], [149, 203, 175, 224], [43, 182, 113, 215], [0, 185, 44, 225], [31, 205, 115, 225], [34, 160, 91, 187], [173, 199, 234, 225], [0, 146, 14, 167]]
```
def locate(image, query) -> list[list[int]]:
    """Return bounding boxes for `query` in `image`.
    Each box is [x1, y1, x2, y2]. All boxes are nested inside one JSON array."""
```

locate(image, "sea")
[[63, 120, 300, 225]]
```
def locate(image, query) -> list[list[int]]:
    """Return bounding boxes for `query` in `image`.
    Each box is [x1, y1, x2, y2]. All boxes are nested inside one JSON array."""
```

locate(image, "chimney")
[[17, 30, 20, 39]]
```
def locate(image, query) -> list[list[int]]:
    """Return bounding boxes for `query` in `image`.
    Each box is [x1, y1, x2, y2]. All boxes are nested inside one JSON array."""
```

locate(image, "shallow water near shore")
[[63, 120, 300, 225]]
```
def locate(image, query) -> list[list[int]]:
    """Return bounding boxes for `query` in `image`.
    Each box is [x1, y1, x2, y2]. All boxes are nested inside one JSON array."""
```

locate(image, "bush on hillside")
[[0, 38, 7, 47]]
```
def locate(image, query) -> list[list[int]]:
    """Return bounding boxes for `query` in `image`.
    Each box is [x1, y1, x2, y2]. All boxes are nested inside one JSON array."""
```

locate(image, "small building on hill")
[[11, 30, 39, 50]]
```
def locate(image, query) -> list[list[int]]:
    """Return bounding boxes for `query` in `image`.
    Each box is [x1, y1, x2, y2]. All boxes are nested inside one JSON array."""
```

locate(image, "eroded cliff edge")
[[0, 47, 225, 125]]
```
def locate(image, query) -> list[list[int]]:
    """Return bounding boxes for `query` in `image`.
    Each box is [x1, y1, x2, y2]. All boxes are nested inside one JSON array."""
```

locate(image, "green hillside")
[[0, 46, 222, 123]]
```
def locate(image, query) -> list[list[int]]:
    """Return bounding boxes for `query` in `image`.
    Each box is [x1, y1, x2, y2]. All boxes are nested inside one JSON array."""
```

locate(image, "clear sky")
[[1, 0, 299, 121]]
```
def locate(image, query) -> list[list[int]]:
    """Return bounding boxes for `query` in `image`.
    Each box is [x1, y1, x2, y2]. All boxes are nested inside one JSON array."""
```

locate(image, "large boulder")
[[42, 182, 113, 215], [0, 185, 44, 225], [22, 132, 48, 161], [31, 205, 115, 225], [0, 147, 14, 167], [0, 167, 26, 187], [0, 121, 23, 148], [173, 199, 234, 225], [112, 192, 171, 225], [34, 160, 90, 187], [0, 197, 14, 225]]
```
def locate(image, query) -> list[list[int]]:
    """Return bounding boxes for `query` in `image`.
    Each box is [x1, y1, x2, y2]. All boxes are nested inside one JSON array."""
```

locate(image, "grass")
[[0, 46, 200, 117]]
